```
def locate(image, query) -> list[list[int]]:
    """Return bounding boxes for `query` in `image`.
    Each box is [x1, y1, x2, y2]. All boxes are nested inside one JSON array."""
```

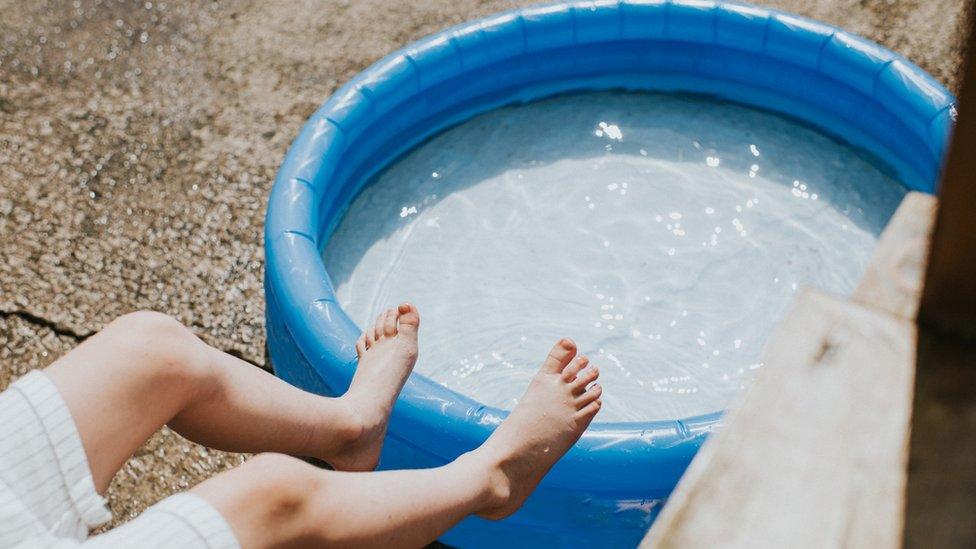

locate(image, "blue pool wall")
[[264, 1, 955, 546]]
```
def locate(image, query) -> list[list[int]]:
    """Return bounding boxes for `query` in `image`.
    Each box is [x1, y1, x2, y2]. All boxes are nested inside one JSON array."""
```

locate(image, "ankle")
[[333, 397, 369, 443], [339, 385, 392, 428], [303, 398, 368, 462], [458, 450, 513, 518]]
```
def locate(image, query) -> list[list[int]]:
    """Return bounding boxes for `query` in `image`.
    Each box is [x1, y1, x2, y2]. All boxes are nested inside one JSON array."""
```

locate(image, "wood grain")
[[919, 10, 976, 337], [642, 290, 915, 549], [853, 192, 937, 320], [906, 9, 976, 547]]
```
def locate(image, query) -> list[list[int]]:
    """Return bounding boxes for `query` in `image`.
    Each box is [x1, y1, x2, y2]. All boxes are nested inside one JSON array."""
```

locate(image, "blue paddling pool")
[[264, 1, 953, 546]]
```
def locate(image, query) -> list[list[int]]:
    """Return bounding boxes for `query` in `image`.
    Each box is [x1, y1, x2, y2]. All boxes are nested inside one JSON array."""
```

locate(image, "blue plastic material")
[[265, 2, 954, 546]]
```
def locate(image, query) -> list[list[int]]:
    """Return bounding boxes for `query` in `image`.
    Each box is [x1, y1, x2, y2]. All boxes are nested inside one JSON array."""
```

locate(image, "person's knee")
[[107, 311, 214, 389], [197, 453, 326, 544], [244, 453, 324, 513]]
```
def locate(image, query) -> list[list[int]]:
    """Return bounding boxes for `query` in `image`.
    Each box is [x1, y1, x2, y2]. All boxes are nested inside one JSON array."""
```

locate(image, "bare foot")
[[472, 338, 602, 519], [328, 303, 420, 471]]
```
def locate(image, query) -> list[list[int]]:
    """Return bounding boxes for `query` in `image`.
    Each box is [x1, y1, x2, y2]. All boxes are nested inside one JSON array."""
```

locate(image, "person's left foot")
[[467, 338, 602, 519], [328, 303, 420, 471]]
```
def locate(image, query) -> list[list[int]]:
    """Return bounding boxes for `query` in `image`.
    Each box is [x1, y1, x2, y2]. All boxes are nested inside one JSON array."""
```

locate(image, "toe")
[[571, 366, 599, 395], [562, 356, 588, 381], [542, 338, 577, 373], [356, 334, 367, 358], [577, 383, 602, 408], [397, 303, 420, 333], [575, 399, 602, 422], [374, 310, 388, 341], [364, 327, 375, 346], [383, 308, 398, 336]]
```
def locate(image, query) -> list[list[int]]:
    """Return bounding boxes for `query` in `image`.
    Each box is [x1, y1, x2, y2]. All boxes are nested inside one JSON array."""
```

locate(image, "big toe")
[[542, 338, 577, 373], [397, 303, 420, 333]]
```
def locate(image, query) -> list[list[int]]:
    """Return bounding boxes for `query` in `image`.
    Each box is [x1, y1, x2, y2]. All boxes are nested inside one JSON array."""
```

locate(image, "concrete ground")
[[0, 0, 970, 533]]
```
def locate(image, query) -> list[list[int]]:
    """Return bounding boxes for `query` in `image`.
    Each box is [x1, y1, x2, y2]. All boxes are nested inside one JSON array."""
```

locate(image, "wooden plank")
[[642, 194, 931, 547], [905, 9, 976, 547], [905, 330, 976, 547], [904, 11, 976, 545], [641, 290, 915, 549], [918, 11, 976, 336], [853, 191, 937, 320]]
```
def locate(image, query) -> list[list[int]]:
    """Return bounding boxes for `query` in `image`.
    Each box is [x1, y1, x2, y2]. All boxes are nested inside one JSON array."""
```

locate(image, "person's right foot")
[[473, 338, 602, 519], [328, 303, 420, 472]]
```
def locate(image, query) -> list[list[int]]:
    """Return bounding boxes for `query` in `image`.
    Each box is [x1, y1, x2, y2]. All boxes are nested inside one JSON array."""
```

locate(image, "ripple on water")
[[323, 91, 907, 422]]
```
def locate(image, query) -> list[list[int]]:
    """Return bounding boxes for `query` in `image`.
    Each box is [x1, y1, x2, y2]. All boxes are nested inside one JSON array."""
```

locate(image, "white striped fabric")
[[0, 371, 240, 549], [84, 493, 239, 549], [0, 371, 110, 545]]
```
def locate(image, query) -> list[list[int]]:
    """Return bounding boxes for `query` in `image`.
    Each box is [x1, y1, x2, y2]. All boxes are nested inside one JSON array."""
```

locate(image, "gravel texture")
[[0, 0, 970, 534]]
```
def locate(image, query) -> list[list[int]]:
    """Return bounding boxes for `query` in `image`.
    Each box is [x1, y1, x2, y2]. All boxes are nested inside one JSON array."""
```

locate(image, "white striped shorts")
[[0, 371, 240, 549]]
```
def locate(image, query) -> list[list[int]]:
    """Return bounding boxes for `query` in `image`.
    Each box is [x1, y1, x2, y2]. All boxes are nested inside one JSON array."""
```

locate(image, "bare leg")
[[193, 339, 603, 548], [193, 454, 493, 548], [45, 306, 420, 492]]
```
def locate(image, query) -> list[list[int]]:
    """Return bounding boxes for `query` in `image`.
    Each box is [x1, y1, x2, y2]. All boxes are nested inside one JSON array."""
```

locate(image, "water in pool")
[[323, 91, 906, 422]]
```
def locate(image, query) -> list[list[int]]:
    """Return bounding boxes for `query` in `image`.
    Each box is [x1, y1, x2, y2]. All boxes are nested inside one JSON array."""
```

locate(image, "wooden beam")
[[641, 290, 915, 549], [906, 330, 976, 547], [906, 9, 976, 547], [919, 12, 976, 335], [642, 190, 937, 548], [853, 191, 937, 319]]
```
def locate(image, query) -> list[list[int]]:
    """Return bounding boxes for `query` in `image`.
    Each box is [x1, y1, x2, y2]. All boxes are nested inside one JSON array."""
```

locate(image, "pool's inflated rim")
[[265, 1, 953, 545]]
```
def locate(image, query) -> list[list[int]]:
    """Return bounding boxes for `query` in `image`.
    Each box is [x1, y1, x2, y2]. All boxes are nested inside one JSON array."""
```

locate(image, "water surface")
[[324, 91, 906, 422]]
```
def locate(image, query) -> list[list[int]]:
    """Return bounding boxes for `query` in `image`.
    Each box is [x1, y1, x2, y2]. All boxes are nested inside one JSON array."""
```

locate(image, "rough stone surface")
[[0, 0, 969, 534]]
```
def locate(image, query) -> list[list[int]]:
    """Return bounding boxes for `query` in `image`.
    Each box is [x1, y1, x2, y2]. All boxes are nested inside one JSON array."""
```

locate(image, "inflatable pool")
[[264, 2, 954, 546]]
